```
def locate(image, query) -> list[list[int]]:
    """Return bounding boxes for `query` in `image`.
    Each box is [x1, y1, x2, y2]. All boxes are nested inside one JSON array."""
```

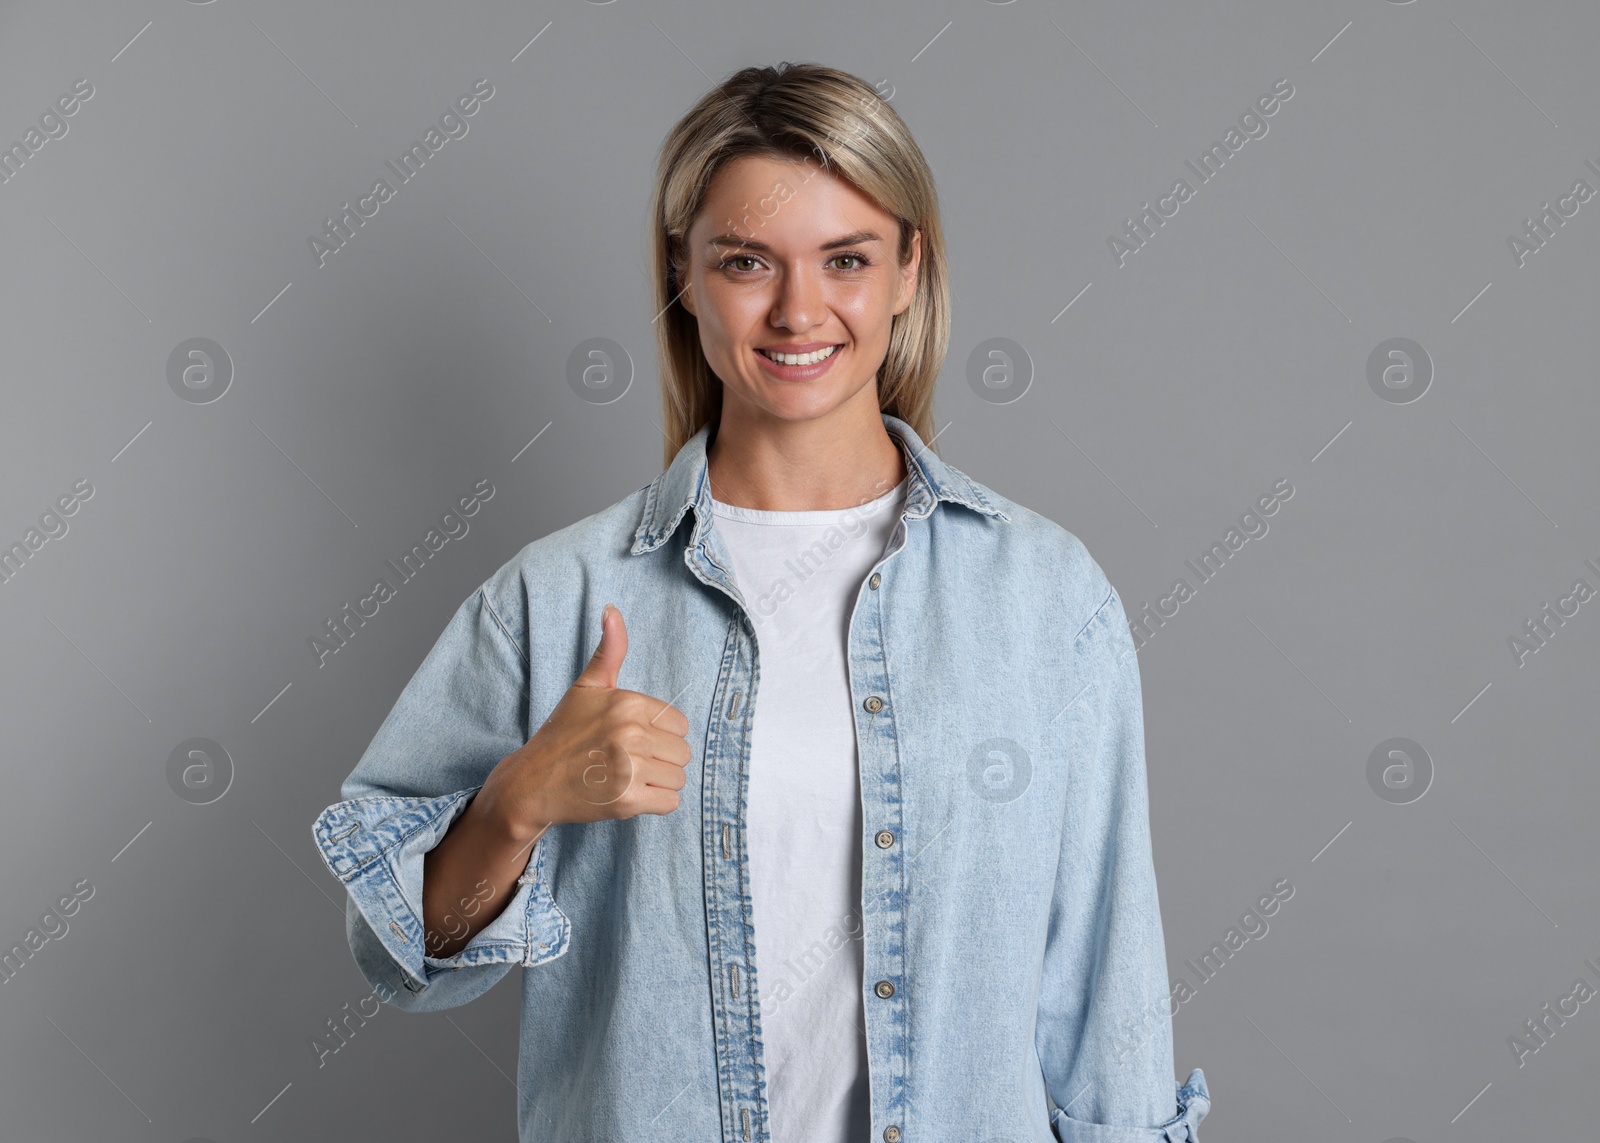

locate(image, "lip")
[[754, 342, 844, 382]]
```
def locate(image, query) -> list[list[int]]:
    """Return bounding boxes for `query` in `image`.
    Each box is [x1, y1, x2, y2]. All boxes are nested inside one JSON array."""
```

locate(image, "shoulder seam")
[[478, 586, 530, 669], [1071, 585, 1117, 645]]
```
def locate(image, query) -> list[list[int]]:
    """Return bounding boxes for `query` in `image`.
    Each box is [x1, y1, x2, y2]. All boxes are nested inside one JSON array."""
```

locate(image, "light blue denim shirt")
[[311, 412, 1210, 1143]]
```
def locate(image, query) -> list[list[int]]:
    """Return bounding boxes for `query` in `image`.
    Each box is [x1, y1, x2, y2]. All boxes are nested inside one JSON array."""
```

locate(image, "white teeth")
[[760, 345, 839, 366]]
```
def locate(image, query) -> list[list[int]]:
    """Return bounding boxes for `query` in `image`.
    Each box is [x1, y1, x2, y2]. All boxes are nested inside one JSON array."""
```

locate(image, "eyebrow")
[[704, 229, 884, 254]]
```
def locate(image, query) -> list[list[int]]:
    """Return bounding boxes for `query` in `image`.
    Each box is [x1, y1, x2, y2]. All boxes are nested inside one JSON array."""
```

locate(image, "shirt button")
[[874, 979, 895, 999], [869, 572, 881, 590], [875, 829, 895, 849], [884, 1126, 901, 1142], [863, 695, 883, 713]]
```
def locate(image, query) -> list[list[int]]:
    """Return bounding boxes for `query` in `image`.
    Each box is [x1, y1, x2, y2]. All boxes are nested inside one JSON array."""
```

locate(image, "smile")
[[756, 344, 841, 366]]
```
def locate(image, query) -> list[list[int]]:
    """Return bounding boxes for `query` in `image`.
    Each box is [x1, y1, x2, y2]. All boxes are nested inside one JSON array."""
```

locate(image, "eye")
[[718, 251, 874, 274]]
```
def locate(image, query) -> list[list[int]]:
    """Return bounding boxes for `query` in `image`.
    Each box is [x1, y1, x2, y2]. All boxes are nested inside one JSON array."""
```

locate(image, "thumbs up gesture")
[[473, 604, 693, 844]]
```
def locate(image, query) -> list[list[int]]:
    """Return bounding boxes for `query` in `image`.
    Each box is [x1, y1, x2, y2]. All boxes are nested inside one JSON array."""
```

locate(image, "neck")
[[705, 400, 906, 512]]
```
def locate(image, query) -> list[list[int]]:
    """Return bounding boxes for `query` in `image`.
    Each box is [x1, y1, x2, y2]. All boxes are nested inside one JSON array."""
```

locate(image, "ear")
[[677, 264, 697, 317], [893, 227, 922, 316]]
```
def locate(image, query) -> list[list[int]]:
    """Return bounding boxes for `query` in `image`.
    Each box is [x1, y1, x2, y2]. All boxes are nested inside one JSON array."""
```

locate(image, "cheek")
[[691, 295, 736, 344], [697, 308, 754, 370], [701, 283, 767, 330], [832, 287, 891, 337]]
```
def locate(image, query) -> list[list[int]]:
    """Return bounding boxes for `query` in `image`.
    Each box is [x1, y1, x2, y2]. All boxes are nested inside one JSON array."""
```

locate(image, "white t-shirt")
[[709, 475, 908, 1142]]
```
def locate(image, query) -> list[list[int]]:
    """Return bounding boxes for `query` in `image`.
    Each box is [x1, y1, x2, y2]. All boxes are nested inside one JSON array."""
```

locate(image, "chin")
[[762, 385, 861, 420]]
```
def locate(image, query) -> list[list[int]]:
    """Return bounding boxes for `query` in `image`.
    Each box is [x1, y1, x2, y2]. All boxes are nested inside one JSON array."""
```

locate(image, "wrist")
[[469, 778, 548, 852]]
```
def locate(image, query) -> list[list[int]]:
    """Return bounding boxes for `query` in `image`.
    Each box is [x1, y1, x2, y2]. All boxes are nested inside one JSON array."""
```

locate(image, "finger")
[[635, 725, 694, 767], [573, 603, 628, 689], [633, 785, 684, 817], [637, 756, 689, 792], [634, 695, 690, 737]]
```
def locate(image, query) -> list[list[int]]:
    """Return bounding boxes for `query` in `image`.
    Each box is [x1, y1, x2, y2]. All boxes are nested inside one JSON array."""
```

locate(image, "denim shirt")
[[311, 413, 1210, 1143]]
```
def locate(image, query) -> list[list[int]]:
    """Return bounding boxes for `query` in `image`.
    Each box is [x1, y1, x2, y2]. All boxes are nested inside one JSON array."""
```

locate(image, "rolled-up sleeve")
[[1039, 585, 1211, 1141], [309, 583, 571, 1013]]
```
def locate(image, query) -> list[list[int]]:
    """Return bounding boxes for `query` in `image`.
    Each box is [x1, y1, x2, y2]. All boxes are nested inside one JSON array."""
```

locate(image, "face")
[[678, 154, 921, 429]]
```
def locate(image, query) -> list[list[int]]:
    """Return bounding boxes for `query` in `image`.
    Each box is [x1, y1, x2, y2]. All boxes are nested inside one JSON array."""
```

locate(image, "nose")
[[769, 262, 824, 333]]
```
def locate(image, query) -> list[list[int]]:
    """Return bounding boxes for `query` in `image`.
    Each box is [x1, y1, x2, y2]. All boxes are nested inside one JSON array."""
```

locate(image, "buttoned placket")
[[679, 454, 924, 1143], [683, 503, 768, 1143], [845, 509, 913, 1143]]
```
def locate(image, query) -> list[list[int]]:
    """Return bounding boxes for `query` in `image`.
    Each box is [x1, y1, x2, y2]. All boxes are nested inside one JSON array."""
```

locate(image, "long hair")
[[649, 62, 950, 468]]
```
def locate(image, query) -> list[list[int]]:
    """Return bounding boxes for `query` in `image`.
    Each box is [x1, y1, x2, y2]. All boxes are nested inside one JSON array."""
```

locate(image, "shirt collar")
[[631, 412, 1011, 556]]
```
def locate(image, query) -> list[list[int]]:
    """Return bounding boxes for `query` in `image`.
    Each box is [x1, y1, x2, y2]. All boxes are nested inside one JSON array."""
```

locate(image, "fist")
[[475, 604, 693, 842]]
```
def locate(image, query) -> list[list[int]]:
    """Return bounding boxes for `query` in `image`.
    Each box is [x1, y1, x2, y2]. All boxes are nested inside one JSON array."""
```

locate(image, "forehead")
[[691, 153, 893, 245]]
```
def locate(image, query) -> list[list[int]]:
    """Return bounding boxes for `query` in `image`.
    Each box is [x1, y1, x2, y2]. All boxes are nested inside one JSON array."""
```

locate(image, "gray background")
[[1, 0, 1596, 1139]]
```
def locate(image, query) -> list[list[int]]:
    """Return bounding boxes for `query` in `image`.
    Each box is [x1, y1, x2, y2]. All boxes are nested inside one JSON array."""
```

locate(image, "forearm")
[[421, 791, 546, 960]]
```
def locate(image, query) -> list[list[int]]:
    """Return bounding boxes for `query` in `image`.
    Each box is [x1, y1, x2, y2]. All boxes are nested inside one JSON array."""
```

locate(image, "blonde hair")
[[649, 62, 950, 468]]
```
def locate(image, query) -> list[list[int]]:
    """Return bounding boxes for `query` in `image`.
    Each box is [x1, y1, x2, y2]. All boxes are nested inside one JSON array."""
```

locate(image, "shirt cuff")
[[311, 786, 571, 995], [1052, 1069, 1210, 1143]]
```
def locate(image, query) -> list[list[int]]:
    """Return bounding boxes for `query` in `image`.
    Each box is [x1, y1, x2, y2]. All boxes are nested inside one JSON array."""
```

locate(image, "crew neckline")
[[710, 477, 908, 525]]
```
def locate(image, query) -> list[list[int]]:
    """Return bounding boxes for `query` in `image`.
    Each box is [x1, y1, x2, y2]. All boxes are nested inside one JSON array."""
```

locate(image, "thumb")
[[574, 603, 628, 689]]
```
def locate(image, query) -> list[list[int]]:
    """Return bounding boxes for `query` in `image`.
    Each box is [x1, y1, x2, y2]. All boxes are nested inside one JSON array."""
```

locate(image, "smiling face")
[[678, 153, 921, 431]]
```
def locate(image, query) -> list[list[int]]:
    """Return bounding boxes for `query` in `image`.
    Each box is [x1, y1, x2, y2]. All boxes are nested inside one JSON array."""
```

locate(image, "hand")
[[474, 604, 693, 843]]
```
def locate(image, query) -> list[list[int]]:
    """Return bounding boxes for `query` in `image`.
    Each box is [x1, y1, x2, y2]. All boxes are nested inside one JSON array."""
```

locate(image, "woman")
[[313, 62, 1210, 1142]]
